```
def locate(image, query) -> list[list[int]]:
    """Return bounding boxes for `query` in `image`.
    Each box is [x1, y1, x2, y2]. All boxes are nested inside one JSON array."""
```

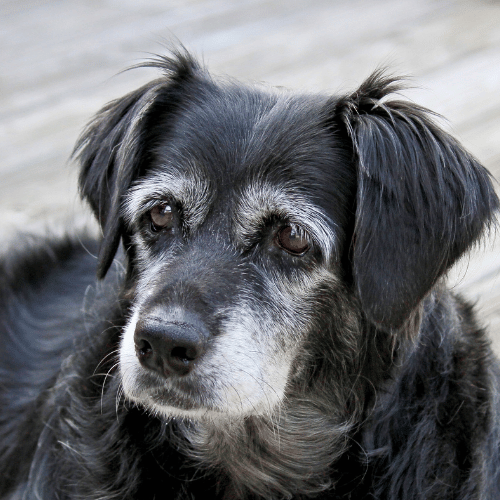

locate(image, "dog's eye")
[[150, 204, 174, 232], [275, 225, 311, 255]]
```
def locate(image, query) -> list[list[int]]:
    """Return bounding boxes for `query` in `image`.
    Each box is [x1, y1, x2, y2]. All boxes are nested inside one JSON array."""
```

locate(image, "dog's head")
[[75, 50, 498, 421]]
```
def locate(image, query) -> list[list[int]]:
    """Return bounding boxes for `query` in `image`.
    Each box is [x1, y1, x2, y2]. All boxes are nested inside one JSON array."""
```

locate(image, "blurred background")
[[1, 0, 499, 349]]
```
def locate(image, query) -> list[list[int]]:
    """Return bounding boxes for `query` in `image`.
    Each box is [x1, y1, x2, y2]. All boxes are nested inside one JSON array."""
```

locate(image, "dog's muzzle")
[[134, 314, 209, 377]]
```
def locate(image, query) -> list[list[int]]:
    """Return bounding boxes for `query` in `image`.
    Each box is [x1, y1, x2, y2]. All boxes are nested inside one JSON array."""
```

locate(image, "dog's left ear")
[[330, 71, 498, 330], [74, 52, 200, 278]]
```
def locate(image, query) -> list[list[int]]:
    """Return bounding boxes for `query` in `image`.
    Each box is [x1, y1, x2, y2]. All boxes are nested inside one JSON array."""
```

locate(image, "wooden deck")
[[1, 0, 500, 349]]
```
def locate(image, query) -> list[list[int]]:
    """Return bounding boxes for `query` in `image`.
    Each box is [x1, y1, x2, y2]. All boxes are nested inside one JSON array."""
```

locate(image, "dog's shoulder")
[[0, 228, 98, 295], [356, 289, 500, 499], [0, 228, 125, 495]]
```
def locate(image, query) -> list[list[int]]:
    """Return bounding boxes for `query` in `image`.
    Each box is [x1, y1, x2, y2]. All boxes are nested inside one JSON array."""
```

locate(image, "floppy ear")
[[73, 52, 200, 278], [333, 71, 498, 330]]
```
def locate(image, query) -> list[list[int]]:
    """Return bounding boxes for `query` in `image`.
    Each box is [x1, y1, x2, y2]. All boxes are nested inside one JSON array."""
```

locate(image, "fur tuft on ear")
[[333, 70, 498, 330], [73, 50, 200, 278]]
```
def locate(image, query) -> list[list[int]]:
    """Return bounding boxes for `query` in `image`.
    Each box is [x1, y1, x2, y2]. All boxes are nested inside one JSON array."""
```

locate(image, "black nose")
[[134, 317, 209, 377]]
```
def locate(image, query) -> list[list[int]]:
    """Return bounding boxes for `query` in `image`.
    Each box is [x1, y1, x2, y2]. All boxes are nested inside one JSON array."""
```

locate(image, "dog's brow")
[[123, 168, 211, 229], [235, 183, 337, 260]]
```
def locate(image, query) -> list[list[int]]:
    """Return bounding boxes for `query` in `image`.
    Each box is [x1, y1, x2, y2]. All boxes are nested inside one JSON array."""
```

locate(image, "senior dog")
[[0, 50, 499, 499]]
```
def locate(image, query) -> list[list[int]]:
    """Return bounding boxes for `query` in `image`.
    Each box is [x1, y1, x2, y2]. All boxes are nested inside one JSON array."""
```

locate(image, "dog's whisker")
[[99, 362, 121, 414], [93, 348, 120, 375]]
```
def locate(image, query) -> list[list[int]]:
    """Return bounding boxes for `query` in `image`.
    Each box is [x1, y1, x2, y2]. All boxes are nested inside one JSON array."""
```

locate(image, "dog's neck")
[[174, 399, 355, 499]]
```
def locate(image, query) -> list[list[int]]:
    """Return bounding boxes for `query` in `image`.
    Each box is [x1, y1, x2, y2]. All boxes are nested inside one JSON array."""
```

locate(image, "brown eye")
[[150, 204, 174, 232], [275, 225, 311, 255]]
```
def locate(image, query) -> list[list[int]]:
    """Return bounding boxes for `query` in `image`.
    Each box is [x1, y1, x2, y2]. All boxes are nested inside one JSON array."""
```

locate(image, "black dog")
[[1, 50, 499, 499]]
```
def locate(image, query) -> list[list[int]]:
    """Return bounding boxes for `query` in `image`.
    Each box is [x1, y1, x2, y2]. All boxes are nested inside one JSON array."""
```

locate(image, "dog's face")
[[76, 52, 497, 422], [119, 88, 354, 419]]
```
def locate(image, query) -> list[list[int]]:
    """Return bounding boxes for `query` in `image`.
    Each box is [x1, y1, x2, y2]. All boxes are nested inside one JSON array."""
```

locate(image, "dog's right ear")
[[73, 51, 200, 278]]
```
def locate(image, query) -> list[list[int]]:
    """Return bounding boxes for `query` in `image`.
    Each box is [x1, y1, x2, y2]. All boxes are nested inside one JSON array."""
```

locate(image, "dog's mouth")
[[148, 383, 207, 412], [128, 369, 219, 414]]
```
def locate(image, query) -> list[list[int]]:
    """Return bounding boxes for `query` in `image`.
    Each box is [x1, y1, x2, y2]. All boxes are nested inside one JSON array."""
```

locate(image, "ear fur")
[[73, 51, 200, 278], [333, 70, 498, 330]]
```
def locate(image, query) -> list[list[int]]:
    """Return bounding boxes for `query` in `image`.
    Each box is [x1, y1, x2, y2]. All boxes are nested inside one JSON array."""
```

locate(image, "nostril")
[[171, 345, 196, 363], [136, 338, 153, 358]]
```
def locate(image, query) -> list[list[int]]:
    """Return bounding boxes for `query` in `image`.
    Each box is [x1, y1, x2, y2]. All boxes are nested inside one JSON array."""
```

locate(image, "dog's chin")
[[121, 367, 281, 422], [127, 391, 222, 421], [124, 387, 278, 422]]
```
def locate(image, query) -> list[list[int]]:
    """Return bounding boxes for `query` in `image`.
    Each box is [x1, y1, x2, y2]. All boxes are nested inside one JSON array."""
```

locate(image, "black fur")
[[1, 50, 499, 499]]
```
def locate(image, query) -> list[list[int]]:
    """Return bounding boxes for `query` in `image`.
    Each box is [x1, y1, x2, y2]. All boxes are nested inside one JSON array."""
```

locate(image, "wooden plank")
[[1, 0, 499, 351]]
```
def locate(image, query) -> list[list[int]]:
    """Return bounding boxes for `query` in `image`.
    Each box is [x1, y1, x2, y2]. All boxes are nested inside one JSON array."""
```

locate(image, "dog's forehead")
[[154, 84, 350, 204], [162, 85, 334, 180]]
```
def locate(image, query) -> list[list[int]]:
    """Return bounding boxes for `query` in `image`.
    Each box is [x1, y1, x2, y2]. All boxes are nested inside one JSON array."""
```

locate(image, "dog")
[[1, 49, 499, 500]]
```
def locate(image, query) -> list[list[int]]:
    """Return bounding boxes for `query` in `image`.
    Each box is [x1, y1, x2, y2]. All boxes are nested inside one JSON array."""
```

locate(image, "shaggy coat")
[[0, 51, 499, 499]]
